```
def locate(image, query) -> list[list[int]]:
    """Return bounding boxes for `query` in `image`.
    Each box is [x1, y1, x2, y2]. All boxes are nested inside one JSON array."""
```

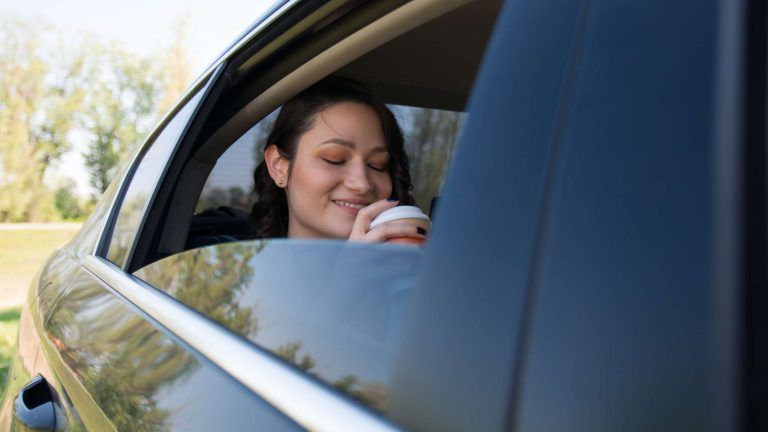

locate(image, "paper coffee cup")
[[369, 205, 430, 245]]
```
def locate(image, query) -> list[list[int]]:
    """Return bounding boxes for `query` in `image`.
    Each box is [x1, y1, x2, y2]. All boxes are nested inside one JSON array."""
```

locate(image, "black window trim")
[[93, 0, 305, 261], [94, 72, 216, 260]]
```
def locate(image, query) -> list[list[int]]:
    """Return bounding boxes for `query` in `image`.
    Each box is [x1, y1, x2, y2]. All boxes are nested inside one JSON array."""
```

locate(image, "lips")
[[332, 199, 369, 215]]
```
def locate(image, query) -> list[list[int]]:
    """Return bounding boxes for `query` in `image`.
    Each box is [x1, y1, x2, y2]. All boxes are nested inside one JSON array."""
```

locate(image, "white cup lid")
[[369, 205, 430, 230]]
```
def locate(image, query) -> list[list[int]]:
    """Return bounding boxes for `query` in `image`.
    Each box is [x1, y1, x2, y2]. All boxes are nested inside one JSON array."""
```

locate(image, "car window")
[[106, 84, 209, 267], [130, 0, 504, 425], [134, 239, 422, 414], [70, 162, 129, 259], [195, 105, 466, 218]]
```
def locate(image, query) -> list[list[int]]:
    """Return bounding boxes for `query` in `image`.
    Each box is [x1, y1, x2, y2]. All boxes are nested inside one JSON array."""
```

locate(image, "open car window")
[[190, 105, 466, 250], [130, 0, 504, 421]]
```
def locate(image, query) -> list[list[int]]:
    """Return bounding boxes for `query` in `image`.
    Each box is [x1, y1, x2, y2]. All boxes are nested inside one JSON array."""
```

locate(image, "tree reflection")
[[333, 374, 388, 412], [135, 241, 418, 415], [45, 243, 264, 430], [275, 340, 389, 412], [46, 280, 188, 431], [107, 192, 150, 266], [275, 341, 315, 372], [136, 241, 264, 336]]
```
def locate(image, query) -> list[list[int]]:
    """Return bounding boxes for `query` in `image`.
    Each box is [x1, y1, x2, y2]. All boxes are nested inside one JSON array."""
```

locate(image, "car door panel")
[[514, 0, 718, 431], [389, 0, 587, 430], [37, 267, 300, 431], [0, 301, 43, 431]]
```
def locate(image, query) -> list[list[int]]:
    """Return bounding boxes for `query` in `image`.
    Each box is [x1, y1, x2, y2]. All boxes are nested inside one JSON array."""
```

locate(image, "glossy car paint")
[[0, 0, 761, 430], [515, 0, 717, 430], [389, 0, 585, 429], [39, 267, 298, 431]]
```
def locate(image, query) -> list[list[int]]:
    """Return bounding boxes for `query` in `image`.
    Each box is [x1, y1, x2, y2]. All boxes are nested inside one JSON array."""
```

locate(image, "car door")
[[509, 0, 754, 430], [23, 62, 304, 431], [390, 0, 757, 431], [388, 0, 758, 430]]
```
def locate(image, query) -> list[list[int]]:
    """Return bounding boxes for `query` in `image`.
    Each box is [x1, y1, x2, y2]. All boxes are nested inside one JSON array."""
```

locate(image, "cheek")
[[375, 174, 393, 199], [290, 161, 338, 198]]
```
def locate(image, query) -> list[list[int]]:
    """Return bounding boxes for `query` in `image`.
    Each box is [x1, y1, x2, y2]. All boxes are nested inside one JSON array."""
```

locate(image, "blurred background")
[[0, 0, 276, 385]]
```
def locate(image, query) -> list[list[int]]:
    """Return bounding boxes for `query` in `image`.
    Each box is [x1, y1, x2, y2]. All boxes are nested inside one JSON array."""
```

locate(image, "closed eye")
[[322, 158, 344, 165], [368, 164, 387, 172]]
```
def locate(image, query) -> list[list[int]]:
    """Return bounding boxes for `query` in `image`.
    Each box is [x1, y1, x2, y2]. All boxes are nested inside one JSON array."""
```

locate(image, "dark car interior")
[[128, 0, 504, 271]]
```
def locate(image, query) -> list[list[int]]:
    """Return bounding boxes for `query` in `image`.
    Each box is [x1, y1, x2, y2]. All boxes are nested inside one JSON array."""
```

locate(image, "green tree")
[[403, 107, 465, 210], [0, 18, 83, 221], [54, 181, 85, 220], [80, 43, 162, 196], [157, 15, 193, 116]]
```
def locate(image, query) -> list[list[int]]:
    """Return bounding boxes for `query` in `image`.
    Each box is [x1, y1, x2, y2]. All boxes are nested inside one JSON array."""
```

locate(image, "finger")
[[349, 199, 399, 239], [361, 221, 427, 243]]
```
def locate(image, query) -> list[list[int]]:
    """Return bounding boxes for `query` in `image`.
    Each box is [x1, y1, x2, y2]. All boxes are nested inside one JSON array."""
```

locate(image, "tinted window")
[[135, 240, 421, 413], [107, 85, 208, 267], [70, 163, 128, 258]]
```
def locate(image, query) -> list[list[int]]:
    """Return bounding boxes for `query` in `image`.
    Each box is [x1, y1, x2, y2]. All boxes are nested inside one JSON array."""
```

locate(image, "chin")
[[328, 225, 353, 239]]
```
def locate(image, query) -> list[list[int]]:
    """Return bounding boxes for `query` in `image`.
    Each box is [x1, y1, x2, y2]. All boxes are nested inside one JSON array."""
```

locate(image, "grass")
[[0, 226, 79, 389], [0, 226, 81, 303], [0, 307, 20, 389]]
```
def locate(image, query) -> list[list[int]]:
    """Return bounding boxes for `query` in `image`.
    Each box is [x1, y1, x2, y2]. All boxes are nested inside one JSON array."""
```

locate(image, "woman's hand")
[[348, 199, 428, 243]]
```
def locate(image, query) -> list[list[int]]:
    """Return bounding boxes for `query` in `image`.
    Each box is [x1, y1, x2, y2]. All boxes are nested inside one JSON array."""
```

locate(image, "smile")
[[332, 200, 368, 210]]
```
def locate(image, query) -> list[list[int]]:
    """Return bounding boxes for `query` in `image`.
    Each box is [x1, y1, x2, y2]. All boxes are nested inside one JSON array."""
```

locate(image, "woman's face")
[[283, 102, 393, 239]]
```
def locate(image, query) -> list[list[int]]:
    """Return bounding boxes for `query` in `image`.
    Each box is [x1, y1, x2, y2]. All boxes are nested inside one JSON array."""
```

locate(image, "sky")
[[1, 0, 278, 78], [0, 0, 279, 197]]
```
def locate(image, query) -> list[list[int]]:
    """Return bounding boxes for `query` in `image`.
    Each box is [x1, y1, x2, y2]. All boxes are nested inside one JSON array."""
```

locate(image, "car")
[[0, 0, 762, 430]]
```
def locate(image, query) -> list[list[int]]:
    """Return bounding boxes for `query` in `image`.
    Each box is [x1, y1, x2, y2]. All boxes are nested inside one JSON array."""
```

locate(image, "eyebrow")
[[318, 138, 388, 153]]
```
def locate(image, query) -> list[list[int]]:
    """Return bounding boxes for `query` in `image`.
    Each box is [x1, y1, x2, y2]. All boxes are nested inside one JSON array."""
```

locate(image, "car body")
[[0, 0, 764, 430]]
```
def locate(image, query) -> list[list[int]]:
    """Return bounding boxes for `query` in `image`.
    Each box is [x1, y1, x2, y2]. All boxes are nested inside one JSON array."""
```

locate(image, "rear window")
[[195, 105, 466, 218]]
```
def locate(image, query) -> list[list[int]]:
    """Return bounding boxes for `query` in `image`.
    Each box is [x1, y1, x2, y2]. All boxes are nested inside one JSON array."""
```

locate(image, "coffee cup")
[[369, 205, 431, 245]]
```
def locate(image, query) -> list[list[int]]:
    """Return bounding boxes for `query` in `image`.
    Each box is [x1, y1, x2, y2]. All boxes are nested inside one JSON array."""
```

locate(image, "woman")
[[250, 76, 428, 243]]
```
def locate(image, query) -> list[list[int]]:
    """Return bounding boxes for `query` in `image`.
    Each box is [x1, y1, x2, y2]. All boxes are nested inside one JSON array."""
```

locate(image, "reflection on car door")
[[38, 267, 300, 431]]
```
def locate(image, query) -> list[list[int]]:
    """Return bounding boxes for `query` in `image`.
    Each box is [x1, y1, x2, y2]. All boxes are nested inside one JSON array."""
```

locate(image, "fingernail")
[[387, 198, 398, 202], [417, 227, 427, 235]]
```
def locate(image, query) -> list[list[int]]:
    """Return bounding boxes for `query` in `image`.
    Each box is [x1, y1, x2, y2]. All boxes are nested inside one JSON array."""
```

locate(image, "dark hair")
[[250, 76, 414, 238]]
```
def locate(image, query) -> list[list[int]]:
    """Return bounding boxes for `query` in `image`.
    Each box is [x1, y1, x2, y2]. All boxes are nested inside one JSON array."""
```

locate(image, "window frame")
[[123, 0, 466, 272], [88, 1, 521, 430], [84, 1, 409, 430], [96, 72, 217, 263]]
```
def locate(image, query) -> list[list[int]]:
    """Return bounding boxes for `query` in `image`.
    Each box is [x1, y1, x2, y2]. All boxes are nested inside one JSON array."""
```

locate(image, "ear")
[[264, 145, 289, 188]]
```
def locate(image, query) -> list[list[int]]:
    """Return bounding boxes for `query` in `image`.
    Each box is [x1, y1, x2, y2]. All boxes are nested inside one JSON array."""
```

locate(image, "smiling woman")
[[252, 76, 422, 242]]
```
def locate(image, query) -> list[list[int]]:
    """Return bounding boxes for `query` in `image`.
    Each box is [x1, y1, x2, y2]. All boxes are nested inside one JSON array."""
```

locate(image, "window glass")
[[195, 105, 466, 217], [195, 110, 278, 214], [134, 240, 421, 414], [107, 86, 208, 267], [396, 106, 467, 212], [70, 162, 129, 258]]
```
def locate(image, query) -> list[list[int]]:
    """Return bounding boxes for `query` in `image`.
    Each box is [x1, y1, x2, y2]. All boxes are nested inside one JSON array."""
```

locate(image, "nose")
[[343, 160, 374, 195]]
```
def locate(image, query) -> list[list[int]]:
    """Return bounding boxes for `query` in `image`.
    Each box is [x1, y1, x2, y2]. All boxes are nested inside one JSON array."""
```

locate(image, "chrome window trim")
[[90, 158, 142, 257], [173, 0, 300, 119], [91, 0, 301, 259], [96, 68, 220, 264], [83, 255, 401, 432]]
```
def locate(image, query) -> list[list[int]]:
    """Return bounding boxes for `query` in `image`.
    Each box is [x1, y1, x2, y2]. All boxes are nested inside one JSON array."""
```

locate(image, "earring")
[[276, 177, 285, 187]]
